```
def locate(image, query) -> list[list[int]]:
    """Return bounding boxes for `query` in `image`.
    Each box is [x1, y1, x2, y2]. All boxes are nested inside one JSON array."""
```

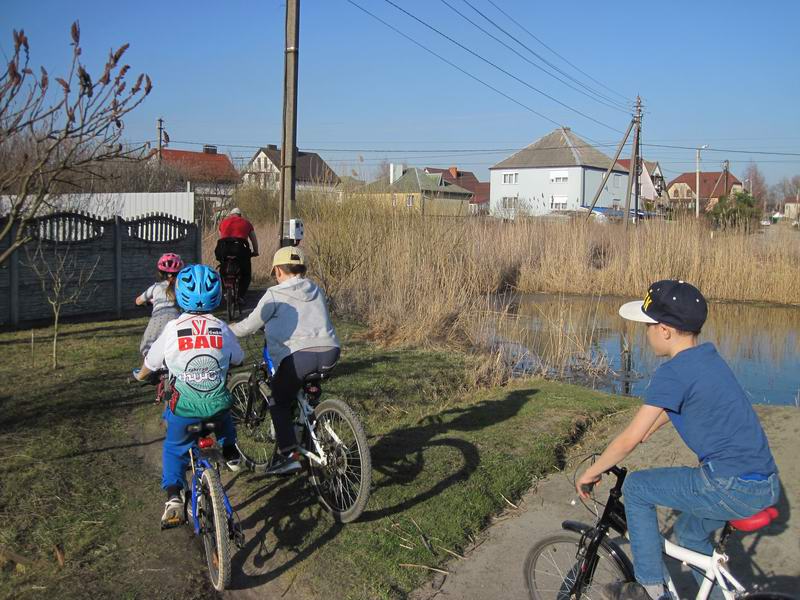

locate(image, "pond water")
[[487, 293, 800, 406]]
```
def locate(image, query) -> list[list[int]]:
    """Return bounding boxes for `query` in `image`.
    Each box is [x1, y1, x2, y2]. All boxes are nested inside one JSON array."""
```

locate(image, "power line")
[[373, 0, 624, 133], [484, 0, 630, 104], [457, 0, 630, 111], [436, 0, 629, 114]]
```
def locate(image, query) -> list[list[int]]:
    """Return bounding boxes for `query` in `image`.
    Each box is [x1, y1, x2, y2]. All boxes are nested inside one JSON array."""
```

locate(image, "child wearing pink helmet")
[[136, 253, 184, 356]]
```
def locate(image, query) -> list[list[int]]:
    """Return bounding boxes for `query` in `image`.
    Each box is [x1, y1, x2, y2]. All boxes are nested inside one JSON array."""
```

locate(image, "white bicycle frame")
[[293, 389, 339, 469], [660, 537, 746, 600]]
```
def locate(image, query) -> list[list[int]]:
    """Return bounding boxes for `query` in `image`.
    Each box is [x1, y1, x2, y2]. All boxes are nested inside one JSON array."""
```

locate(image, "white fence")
[[1, 192, 195, 222]]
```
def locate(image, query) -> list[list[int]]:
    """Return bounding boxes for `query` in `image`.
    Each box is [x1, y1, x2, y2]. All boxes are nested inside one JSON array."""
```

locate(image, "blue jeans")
[[622, 464, 780, 586], [161, 408, 236, 491]]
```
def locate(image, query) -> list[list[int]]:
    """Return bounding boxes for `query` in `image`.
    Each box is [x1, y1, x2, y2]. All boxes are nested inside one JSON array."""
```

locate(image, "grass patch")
[[0, 317, 635, 599]]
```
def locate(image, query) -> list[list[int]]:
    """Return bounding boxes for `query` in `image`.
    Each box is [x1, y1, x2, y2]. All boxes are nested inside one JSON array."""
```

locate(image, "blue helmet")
[[175, 264, 222, 313]]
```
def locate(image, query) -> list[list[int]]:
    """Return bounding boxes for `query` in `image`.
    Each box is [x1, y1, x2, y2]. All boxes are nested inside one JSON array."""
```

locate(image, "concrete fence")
[[0, 211, 202, 328]]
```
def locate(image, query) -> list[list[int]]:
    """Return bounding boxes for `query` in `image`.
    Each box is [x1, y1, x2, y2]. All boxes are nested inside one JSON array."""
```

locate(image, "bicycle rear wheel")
[[307, 398, 372, 523], [229, 373, 275, 469], [198, 469, 231, 592], [525, 531, 629, 600], [226, 287, 235, 321]]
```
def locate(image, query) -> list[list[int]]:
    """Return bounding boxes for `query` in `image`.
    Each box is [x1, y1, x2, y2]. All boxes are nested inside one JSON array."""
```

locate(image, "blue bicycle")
[[162, 413, 245, 592]]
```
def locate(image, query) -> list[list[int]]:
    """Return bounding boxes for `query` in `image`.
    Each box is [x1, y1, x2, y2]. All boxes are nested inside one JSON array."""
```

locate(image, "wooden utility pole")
[[278, 0, 300, 246], [157, 118, 164, 161], [623, 96, 642, 228], [584, 118, 635, 220], [723, 159, 730, 198]]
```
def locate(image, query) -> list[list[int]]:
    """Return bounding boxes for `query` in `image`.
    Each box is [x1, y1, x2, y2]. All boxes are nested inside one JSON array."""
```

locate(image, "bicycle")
[[228, 344, 372, 523], [524, 461, 791, 600], [132, 374, 245, 591], [220, 255, 241, 321]]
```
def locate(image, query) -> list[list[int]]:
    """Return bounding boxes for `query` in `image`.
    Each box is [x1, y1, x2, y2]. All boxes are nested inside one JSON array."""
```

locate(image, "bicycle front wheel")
[[229, 373, 275, 469], [525, 531, 629, 600], [307, 398, 372, 523], [198, 469, 231, 592]]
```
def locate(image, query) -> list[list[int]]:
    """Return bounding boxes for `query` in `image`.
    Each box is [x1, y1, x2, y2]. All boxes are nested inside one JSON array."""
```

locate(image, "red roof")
[[424, 166, 488, 202], [160, 148, 240, 184], [667, 171, 742, 199]]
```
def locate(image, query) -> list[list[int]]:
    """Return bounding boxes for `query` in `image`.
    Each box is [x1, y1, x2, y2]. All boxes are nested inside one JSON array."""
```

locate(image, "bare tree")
[[26, 240, 99, 369], [0, 22, 152, 265], [741, 162, 769, 210]]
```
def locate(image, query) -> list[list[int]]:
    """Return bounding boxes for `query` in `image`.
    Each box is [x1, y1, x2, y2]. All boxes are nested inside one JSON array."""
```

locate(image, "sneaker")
[[161, 493, 185, 529], [266, 450, 301, 475], [226, 459, 242, 473]]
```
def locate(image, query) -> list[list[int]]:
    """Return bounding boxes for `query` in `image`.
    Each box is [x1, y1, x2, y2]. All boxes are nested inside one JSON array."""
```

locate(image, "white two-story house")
[[489, 127, 629, 218]]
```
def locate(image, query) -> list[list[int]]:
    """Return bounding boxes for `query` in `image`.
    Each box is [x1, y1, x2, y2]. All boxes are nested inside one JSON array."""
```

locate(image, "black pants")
[[214, 238, 252, 298], [270, 347, 340, 451]]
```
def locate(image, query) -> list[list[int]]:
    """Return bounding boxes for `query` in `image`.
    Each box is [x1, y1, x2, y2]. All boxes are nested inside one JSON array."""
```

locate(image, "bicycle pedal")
[[231, 525, 246, 549], [160, 517, 185, 530]]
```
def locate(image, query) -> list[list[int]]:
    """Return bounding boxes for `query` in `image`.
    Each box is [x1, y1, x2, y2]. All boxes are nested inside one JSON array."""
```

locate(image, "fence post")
[[194, 222, 202, 264], [114, 216, 123, 318], [9, 222, 19, 327]]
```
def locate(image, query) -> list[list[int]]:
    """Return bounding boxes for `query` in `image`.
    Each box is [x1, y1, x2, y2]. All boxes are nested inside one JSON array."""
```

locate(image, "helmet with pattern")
[[157, 253, 184, 274], [175, 264, 222, 313]]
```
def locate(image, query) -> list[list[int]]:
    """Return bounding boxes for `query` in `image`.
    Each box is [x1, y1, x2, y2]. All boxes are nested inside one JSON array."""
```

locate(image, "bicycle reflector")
[[198, 437, 215, 449]]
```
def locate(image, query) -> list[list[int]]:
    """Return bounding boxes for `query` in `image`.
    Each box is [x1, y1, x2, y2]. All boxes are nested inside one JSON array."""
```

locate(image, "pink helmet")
[[157, 253, 184, 274]]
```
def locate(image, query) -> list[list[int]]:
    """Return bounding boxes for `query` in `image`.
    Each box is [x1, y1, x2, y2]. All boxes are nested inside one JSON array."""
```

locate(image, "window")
[[613, 174, 621, 188], [501, 196, 517, 210], [502, 172, 518, 184], [406, 194, 414, 207], [550, 170, 568, 183], [550, 196, 568, 210]]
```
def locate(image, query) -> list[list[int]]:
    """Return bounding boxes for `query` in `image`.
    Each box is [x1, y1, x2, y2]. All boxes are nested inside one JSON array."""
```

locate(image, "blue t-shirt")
[[644, 342, 776, 478]]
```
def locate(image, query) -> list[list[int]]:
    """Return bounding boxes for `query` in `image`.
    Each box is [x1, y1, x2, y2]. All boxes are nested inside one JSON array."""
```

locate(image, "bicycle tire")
[[229, 372, 275, 469], [198, 469, 231, 592], [307, 398, 372, 523], [524, 531, 630, 600], [226, 287, 234, 321]]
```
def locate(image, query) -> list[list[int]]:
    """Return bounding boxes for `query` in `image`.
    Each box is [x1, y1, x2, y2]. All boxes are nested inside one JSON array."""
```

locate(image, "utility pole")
[[278, 0, 301, 246], [623, 96, 642, 228], [633, 101, 643, 223], [584, 119, 634, 220], [695, 144, 708, 218], [723, 159, 729, 200], [157, 117, 164, 161]]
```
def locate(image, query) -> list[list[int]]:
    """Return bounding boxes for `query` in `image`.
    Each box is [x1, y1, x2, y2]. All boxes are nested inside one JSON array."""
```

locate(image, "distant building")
[[489, 127, 629, 218], [425, 166, 489, 215], [616, 159, 669, 209], [358, 164, 473, 215], [242, 144, 339, 192], [159, 146, 240, 216], [666, 171, 743, 212]]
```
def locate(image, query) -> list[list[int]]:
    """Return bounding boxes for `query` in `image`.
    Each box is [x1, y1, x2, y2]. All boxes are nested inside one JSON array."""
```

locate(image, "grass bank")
[[0, 317, 634, 599]]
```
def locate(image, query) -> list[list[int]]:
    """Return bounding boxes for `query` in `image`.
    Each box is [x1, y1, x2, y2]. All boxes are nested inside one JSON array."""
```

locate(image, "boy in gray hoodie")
[[230, 246, 339, 474]]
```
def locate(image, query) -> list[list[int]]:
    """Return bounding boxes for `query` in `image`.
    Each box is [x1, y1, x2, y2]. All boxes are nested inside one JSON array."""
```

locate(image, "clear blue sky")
[[3, 0, 799, 184]]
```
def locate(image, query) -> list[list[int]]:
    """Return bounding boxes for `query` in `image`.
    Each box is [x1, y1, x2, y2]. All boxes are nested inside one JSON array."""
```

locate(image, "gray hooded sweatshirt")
[[230, 276, 339, 366]]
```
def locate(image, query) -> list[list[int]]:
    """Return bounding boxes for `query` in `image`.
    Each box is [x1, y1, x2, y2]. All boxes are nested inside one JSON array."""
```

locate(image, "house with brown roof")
[[159, 145, 240, 208], [489, 127, 629, 218], [667, 171, 743, 212], [424, 166, 489, 215], [242, 144, 339, 192]]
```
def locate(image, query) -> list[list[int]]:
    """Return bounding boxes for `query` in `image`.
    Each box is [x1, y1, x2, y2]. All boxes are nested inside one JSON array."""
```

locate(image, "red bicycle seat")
[[729, 507, 778, 532]]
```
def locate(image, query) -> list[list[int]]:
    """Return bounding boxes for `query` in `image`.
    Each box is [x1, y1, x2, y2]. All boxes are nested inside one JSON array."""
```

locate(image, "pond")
[[486, 293, 800, 406]]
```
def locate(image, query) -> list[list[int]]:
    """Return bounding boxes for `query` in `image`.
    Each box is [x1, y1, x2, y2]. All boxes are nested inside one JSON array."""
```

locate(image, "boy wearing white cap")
[[576, 280, 779, 600]]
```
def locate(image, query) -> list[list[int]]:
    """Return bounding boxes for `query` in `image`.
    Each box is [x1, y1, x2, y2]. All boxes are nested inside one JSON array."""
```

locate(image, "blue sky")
[[3, 0, 799, 184]]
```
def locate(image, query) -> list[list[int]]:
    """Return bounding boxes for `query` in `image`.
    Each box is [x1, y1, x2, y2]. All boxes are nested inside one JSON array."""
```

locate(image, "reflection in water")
[[487, 294, 800, 406]]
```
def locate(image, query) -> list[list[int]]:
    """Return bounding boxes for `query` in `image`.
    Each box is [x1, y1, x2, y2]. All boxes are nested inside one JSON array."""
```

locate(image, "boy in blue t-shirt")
[[576, 280, 779, 600]]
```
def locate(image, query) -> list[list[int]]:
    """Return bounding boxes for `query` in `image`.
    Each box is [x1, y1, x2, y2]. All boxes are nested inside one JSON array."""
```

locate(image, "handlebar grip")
[[580, 482, 596, 494]]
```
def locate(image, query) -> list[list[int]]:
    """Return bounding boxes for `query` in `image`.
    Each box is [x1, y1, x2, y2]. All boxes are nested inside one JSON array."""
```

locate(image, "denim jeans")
[[622, 464, 780, 586], [161, 408, 236, 490]]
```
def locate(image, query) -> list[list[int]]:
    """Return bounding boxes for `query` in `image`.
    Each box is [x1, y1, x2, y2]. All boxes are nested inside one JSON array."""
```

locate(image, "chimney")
[[266, 144, 278, 151], [448, 166, 458, 179], [389, 163, 403, 184], [202, 144, 217, 154]]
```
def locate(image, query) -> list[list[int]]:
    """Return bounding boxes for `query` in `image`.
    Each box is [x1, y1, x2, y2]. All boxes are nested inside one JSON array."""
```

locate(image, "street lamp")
[[695, 144, 709, 218]]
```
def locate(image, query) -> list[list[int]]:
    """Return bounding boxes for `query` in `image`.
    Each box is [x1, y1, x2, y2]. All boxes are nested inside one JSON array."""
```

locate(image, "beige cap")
[[272, 245, 306, 268], [229, 207, 242, 216]]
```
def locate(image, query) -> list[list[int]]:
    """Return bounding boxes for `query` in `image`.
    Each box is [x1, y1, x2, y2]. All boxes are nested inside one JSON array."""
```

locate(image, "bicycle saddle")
[[729, 507, 778, 532], [186, 412, 227, 435], [303, 370, 333, 384]]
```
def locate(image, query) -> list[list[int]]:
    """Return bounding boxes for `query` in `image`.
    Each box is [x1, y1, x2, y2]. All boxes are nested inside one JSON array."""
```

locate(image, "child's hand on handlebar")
[[576, 472, 602, 499]]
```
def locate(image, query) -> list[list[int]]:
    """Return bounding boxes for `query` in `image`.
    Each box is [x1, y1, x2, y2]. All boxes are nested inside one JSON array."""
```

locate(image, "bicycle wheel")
[[525, 531, 630, 600], [226, 287, 234, 321], [229, 373, 275, 469], [742, 594, 797, 600], [198, 469, 231, 592], [307, 398, 372, 523]]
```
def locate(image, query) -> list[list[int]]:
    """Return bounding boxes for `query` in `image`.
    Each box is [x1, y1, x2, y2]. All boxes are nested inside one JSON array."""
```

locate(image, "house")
[[425, 166, 489, 215], [489, 127, 629, 219], [666, 171, 743, 211], [242, 144, 339, 192], [358, 164, 473, 215], [615, 159, 669, 209], [159, 146, 240, 215]]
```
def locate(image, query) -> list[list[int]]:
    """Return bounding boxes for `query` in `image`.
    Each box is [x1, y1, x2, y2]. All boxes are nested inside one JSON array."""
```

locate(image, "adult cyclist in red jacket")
[[214, 208, 259, 300]]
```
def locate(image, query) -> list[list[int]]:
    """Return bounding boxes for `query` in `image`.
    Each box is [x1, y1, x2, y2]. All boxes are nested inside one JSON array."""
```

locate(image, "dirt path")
[[411, 405, 799, 600]]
